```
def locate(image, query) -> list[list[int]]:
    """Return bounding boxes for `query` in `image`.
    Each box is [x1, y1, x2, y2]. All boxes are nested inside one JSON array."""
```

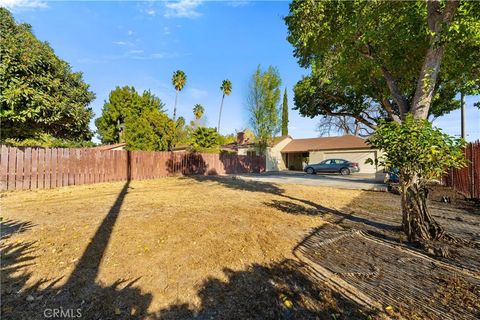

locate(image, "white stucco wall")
[[309, 149, 383, 176], [266, 137, 293, 171]]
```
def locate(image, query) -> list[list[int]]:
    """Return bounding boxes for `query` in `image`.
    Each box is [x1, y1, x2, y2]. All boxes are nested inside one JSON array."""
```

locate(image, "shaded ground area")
[[1, 176, 479, 319], [234, 171, 385, 190]]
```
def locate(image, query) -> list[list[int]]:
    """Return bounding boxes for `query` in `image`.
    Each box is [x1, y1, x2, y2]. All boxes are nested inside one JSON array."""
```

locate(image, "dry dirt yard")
[[1, 176, 479, 319]]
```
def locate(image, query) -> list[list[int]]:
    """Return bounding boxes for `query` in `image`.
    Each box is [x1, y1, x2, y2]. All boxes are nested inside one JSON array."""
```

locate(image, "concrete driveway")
[[234, 171, 386, 191]]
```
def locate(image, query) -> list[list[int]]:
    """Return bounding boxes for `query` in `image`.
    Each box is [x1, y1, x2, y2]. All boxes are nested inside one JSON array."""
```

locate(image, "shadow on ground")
[[1, 181, 157, 319], [2, 168, 479, 319], [160, 260, 376, 320]]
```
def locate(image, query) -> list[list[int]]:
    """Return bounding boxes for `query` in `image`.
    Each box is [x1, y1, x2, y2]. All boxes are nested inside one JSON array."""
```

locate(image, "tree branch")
[[381, 98, 401, 123], [319, 105, 377, 130], [357, 43, 409, 118]]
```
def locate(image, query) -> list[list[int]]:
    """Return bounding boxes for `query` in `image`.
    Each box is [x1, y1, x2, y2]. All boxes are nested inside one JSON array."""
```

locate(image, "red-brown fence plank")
[[23, 148, 32, 190], [0, 145, 10, 191], [44, 149, 51, 189], [6, 147, 17, 191], [30, 148, 38, 189], [51, 148, 58, 188], [37, 148, 45, 189], [14, 148, 24, 190]]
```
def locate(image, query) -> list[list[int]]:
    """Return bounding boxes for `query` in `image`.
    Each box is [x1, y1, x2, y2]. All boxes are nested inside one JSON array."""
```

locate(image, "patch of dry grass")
[[1, 176, 399, 318]]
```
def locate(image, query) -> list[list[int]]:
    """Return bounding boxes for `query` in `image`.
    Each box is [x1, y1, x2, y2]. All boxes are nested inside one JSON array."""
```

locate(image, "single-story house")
[[266, 135, 382, 175], [222, 132, 381, 175]]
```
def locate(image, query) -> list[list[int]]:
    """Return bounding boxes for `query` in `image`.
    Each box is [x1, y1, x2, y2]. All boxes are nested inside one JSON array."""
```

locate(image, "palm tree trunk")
[[173, 90, 178, 122], [217, 94, 225, 133]]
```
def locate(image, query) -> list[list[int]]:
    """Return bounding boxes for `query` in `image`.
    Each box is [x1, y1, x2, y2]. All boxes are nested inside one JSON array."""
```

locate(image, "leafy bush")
[[367, 115, 466, 185], [2, 134, 96, 148], [191, 127, 220, 153]]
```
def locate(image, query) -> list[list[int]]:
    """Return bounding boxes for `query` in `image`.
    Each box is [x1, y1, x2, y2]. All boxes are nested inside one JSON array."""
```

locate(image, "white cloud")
[[226, 1, 251, 7], [127, 30, 134, 36], [128, 49, 144, 55], [146, 8, 156, 16], [0, 0, 47, 9], [113, 41, 128, 46], [164, 0, 203, 19], [188, 88, 208, 99], [163, 26, 170, 35]]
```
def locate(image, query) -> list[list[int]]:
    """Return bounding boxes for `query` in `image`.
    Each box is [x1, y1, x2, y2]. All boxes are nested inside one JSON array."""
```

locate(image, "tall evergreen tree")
[[281, 88, 289, 136]]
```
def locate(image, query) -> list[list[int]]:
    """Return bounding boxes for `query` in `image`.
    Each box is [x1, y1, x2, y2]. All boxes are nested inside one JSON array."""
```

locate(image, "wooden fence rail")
[[0, 146, 265, 191], [443, 141, 480, 199]]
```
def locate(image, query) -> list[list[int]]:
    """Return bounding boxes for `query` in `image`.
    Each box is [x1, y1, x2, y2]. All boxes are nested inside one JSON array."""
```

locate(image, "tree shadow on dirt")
[[1, 219, 35, 240], [1, 153, 159, 319], [1, 181, 158, 319], [159, 259, 377, 320]]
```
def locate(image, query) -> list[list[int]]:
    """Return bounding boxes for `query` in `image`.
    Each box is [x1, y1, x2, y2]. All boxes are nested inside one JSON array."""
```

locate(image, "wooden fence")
[[443, 141, 480, 199], [0, 146, 265, 191]]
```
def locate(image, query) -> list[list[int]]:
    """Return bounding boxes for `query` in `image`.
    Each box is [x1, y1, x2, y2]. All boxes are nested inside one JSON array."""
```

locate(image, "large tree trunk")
[[411, 0, 459, 119], [401, 183, 446, 242]]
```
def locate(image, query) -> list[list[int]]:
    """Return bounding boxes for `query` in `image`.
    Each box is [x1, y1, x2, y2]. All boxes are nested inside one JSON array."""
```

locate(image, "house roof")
[[93, 143, 127, 151], [271, 135, 291, 147], [281, 135, 370, 153]]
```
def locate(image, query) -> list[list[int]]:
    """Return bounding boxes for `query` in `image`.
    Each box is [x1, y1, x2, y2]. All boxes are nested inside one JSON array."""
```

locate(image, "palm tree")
[[172, 70, 187, 122], [193, 104, 204, 127], [217, 79, 232, 133]]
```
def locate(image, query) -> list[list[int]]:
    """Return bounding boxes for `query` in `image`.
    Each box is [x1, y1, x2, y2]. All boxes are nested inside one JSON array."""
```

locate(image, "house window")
[[247, 150, 256, 157]]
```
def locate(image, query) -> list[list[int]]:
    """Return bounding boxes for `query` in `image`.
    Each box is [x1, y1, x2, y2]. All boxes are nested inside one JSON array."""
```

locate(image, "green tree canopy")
[[95, 86, 172, 151], [123, 108, 173, 151], [191, 127, 220, 152], [285, 0, 480, 127], [95, 86, 164, 143], [246, 66, 282, 151], [285, 0, 479, 242], [0, 8, 95, 142]]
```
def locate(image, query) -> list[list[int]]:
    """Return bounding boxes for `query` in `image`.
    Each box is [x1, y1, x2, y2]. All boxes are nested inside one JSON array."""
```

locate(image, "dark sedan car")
[[304, 159, 360, 175]]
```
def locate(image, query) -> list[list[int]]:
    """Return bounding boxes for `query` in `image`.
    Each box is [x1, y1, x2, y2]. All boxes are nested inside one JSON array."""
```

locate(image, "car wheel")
[[306, 167, 315, 174], [340, 168, 350, 175]]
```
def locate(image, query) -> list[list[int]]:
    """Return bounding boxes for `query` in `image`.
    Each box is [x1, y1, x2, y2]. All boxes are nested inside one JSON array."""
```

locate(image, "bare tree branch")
[[357, 43, 410, 118]]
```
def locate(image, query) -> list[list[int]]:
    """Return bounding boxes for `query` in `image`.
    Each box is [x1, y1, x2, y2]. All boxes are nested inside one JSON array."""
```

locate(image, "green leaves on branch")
[[367, 114, 466, 184], [0, 8, 95, 142], [284, 0, 480, 125]]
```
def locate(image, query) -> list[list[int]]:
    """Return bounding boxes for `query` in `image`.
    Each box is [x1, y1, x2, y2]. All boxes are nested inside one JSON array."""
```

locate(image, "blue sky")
[[4, 0, 480, 142]]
